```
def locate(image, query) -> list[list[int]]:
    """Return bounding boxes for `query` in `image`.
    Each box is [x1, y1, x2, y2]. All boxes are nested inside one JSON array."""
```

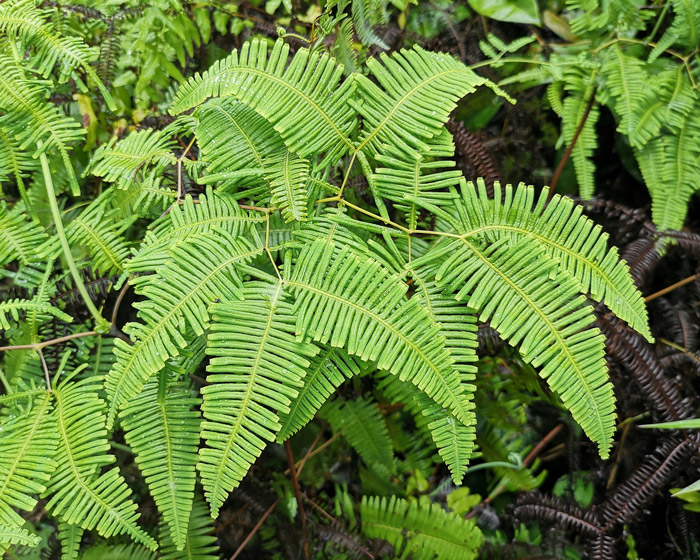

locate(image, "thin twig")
[[549, 92, 597, 198], [285, 440, 310, 560], [0, 331, 98, 353], [38, 349, 50, 390], [111, 276, 132, 326], [228, 499, 279, 560], [644, 274, 698, 302]]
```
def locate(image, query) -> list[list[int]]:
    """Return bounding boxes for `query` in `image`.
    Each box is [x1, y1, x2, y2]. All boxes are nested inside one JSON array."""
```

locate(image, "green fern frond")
[[200, 282, 318, 516], [0, 203, 48, 266], [58, 522, 83, 560], [121, 375, 201, 550], [46, 375, 157, 549], [105, 231, 260, 427], [372, 130, 461, 229], [325, 395, 396, 477], [0, 0, 115, 109], [196, 98, 284, 193], [450, 181, 651, 340], [638, 112, 700, 231], [351, 0, 388, 49], [352, 46, 498, 157], [287, 238, 473, 425], [105, 178, 178, 220], [649, 0, 700, 61], [88, 127, 177, 186], [360, 495, 483, 559], [561, 72, 599, 199], [277, 346, 361, 441], [159, 495, 220, 560], [171, 38, 356, 165], [80, 544, 157, 560], [416, 235, 615, 458], [265, 150, 310, 222], [127, 189, 264, 274], [0, 525, 41, 548], [0, 392, 57, 528], [0, 298, 72, 330], [0, 124, 38, 190]]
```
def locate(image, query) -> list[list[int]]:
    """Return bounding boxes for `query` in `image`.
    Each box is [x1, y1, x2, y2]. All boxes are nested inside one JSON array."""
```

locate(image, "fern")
[[360, 495, 483, 559]]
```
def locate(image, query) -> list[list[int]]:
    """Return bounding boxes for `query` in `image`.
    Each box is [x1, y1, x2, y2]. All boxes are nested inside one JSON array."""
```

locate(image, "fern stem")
[[39, 149, 110, 333], [0, 366, 12, 395], [229, 499, 279, 560], [284, 440, 310, 560], [0, 331, 97, 352], [644, 273, 698, 302]]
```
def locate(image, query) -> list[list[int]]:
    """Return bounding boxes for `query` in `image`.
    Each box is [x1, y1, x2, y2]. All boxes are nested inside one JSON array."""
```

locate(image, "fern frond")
[[159, 495, 220, 560], [560, 72, 599, 199], [649, 0, 700, 61], [0, 203, 48, 266], [265, 150, 310, 222], [352, 0, 388, 49], [0, 0, 115, 108], [171, 39, 356, 165], [127, 189, 264, 274], [287, 238, 473, 425], [0, 298, 72, 331], [353, 46, 496, 157], [0, 392, 57, 528], [0, 124, 38, 189], [105, 231, 260, 427], [87, 127, 177, 185], [277, 346, 361, 441], [323, 396, 395, 476], [0, 525, 41, 548], [46, 375, 157, 549], [637, 112, 700, 231], [80, 544, 157, 560], [451, 181, 651, 340], [121, 375, 201, 550], [415, 235, 615, 458], [372, 130, 461, 229], [360, 496, 483, 559], [200, 282, 318, 516], [196, 98, 283, 193], [58, 522, 83, 560]]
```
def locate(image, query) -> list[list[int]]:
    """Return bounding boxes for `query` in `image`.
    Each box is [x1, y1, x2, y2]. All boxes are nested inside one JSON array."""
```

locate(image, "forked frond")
[[415, 235, 615, 458], [121, 374, 201, 550], [200, 282, 318, 516], [287, 238, 473, 425], [360, 496, 483, 559], [171, 38, 356, 165]]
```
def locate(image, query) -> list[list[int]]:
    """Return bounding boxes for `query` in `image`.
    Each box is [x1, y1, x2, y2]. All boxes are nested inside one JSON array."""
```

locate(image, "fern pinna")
[[0, 29, 651, 558]]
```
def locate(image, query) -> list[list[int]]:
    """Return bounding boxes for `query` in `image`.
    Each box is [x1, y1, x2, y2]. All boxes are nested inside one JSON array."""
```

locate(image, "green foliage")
[[488, 0, 700, 230], [0, 7, 653, 557]]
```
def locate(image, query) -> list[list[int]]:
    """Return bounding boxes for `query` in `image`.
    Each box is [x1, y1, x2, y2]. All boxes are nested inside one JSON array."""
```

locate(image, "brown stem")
[[644, 273, 698, 302], [285, 440, 310, 560], [228, 499, 279, 560], [549, 93, 597, 198], [0, 330, 97, 352]]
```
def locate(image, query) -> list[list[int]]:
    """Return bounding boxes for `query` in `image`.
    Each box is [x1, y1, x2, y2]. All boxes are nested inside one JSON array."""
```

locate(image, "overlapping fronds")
[[450, 181, 651, 340], [277, 346, 361, 441], [287, 239, 473, 426], [121, 375, 201, 550], [360, 496, 483, 559], [200, 283, 318, 515], [105, 231, 260, 426], [0, 203, 48, 267], [415, 235, 615, 458], [46, 375, 156, 549], [126, 189, 264, 274], [352, 45, 501, 157], [171, 38, 356, 165], [159, 496, 219, 559]]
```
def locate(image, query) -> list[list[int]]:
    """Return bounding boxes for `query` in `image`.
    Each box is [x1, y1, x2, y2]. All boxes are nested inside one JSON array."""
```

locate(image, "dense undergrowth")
[[1, 0, 700, 559]]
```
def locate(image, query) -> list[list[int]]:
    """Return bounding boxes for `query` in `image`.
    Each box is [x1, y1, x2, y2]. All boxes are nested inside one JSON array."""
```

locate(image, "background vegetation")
[[1, 0, 700, 558]]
